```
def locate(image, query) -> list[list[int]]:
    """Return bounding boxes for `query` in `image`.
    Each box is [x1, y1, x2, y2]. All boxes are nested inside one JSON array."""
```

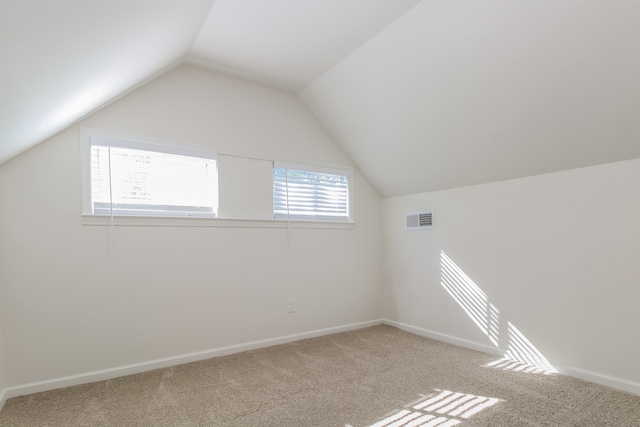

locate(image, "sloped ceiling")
[[0, 0, 214, 164], [0, 0, 418, 166], [301, 0, 640, 197], [190, 0, 421, 91], [1, 0, 639, 198]]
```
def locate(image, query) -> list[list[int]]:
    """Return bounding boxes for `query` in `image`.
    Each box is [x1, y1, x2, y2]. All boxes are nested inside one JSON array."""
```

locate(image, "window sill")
[[81, 215, 355, 230]]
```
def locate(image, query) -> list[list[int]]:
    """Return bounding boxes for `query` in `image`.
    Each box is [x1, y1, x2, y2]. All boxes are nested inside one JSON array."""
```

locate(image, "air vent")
[[405, 210, 434, 230]]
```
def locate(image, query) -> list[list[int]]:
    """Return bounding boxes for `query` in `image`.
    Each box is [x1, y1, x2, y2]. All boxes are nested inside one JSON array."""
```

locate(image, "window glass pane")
[[91, 145, 217, 217], [273, 168, 349, 222]]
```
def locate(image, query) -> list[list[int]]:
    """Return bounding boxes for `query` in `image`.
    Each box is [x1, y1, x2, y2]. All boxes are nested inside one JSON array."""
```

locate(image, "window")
[[273, 162, 351, 222], [82, 129, 353, 227], [84, 132, 218, 218]]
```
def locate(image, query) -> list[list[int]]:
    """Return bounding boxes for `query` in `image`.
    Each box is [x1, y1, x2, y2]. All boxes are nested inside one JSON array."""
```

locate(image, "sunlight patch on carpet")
[[483, 322, 557, 374], [364, 389, 501, 427]]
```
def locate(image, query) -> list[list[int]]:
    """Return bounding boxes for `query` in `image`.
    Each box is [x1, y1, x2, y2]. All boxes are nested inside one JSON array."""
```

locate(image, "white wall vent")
[[405, 210, 434, 230]]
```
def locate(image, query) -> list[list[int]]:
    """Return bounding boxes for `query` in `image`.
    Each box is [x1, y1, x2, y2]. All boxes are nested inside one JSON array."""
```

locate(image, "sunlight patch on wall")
[[440, 252, 499, 346], [361, 389, 501, 427], [482, 322, 556, 374], [440, 251, 557, 375], [505, 322, 558, 374]]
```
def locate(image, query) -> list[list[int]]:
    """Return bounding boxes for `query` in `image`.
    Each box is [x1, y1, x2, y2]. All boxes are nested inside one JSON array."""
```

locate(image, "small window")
[[273, 162, 351, 222], [85, 133, 218, 218]]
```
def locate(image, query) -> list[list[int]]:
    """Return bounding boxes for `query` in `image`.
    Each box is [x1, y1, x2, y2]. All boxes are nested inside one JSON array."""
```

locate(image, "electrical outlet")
[[288, 298, 296, 313]]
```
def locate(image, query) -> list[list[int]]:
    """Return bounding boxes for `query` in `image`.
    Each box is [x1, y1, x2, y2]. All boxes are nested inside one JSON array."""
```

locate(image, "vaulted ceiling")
[[301, 0, 640, 196], [1, 0, 638, 197]]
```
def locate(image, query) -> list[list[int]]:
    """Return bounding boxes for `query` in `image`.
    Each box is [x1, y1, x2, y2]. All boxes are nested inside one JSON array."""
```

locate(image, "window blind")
[[91, 144, 217, 217], [273, 167, 350, 222]]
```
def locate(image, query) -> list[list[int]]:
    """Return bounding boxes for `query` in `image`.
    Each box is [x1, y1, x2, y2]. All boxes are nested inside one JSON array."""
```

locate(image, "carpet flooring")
[[1, 325, 639, 426]]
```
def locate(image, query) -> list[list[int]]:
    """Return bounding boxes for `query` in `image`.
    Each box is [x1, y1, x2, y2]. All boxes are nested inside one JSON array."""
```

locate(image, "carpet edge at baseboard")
[[555, 365, 640, 396], [1, 319, 385, 402], [0, 387, 7, 413], [381, 319, 640, 397], [4, 318, 637, 405], [383, 319, 504, 357]]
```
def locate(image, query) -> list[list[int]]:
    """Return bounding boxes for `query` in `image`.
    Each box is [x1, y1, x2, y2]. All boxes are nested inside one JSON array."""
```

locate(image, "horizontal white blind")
[[273, 167, 349, 222], [91, 144, 217, 217]]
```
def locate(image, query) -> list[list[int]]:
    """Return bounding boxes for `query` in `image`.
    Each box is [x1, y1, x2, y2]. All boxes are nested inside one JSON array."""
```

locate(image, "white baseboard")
[[3, 318, 637, 408], [2, 319, 384, 402], [556, 364, 640, 396], [0, 387, 7, 413], [382, 319, 640, 397], [382, 319, 503, 357]]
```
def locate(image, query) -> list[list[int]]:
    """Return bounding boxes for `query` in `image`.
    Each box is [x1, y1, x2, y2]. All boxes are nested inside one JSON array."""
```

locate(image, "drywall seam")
[[1, 319, 384, 401]]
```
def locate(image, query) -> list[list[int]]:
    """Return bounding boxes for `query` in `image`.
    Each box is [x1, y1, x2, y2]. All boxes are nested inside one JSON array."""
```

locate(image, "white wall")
[[0, 166, 6, 401], [0, 65, 383, 388], [383, 159, 640, 390]]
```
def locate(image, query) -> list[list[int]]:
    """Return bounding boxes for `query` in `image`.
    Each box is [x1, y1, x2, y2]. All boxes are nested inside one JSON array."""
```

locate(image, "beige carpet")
[[1, 325, 639, 426]]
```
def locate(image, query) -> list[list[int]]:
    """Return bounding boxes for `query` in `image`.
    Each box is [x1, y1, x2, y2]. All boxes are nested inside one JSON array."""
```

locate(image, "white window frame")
[[81, 129, 354, 229], [273, 161, 353, 223], [81, 128, 218, 220]]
